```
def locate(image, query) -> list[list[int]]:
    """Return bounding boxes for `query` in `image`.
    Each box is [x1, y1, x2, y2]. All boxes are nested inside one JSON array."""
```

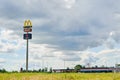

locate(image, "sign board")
[[24, 20, 32, 28], [24, 28, 32, 32], [23, 33, 32, 39]]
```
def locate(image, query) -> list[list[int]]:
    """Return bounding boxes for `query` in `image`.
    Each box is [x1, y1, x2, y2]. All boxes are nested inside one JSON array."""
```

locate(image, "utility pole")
[[23, 20, 32, 72]]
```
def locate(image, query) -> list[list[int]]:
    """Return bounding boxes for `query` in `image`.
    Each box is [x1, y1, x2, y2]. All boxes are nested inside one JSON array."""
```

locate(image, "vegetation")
[[0, 69, 7, 73], [19, 67, 50, 73], [74, 64, 82, 72], [0, 73, 120, 80]]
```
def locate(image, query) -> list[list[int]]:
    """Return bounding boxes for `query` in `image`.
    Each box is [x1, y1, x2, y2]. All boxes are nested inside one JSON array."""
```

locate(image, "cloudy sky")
[[0, 0, 120, 71]]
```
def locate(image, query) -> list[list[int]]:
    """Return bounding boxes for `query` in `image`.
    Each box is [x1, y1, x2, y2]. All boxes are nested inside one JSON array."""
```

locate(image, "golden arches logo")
[[24, 20, 32, 28]]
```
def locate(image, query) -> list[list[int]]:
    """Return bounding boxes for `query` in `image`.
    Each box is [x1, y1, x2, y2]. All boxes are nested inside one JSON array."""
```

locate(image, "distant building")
[[53, 67, 120, 73], [80, 68, 113, 73], [53, 69, 74, 73]]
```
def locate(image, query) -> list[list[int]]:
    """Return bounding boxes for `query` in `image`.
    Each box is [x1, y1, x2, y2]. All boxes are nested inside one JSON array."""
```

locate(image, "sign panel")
[[24, 20, 32, 28], [24, 28, 32, 32], [23, 33, 32, 39], [24, 26, 32, 28]]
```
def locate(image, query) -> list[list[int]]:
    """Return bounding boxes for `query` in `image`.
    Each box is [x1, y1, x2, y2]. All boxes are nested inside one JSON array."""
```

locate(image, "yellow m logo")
[[24, 20, 32, 28]]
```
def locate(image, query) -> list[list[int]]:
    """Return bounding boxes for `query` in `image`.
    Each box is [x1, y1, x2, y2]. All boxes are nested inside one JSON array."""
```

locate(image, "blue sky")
[[0, 0, 120, 71]]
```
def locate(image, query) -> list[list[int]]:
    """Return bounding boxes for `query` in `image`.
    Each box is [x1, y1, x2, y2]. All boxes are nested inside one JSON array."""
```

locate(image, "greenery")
[[0, 73, 120, 80], [49, 67, 52, 73], [74, 64, 82, 72], [19, 67, 50, 73], [0, 69, 7, 73]]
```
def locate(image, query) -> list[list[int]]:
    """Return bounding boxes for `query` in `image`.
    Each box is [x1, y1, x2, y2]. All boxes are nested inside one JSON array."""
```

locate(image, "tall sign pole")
[[23, 20, 32, 72], [26, 32, 28, 72]]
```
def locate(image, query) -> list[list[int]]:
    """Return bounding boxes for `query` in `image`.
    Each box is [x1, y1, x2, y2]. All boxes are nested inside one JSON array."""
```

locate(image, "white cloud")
[[0, 58, 6, 63], [64, 0, 76, 9], [0, 29, 24, 53], [57, 52, 81, 61], [29, 44, 57, 60]]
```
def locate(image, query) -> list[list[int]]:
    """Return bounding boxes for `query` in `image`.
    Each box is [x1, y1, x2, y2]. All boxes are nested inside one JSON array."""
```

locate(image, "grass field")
[[0, 73, 120, 80]]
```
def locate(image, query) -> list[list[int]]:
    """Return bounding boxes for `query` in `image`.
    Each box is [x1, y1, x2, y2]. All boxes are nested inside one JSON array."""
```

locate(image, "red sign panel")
[[24, 28, 32, 32]]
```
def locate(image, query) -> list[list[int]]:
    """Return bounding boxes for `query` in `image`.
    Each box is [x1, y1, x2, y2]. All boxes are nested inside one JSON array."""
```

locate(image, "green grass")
[[0, 73, 120, 80]]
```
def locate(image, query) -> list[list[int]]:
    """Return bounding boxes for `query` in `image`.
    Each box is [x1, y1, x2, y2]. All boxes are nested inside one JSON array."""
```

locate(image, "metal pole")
[[64, 60, 65, 69], [26, 32, 29, 72]]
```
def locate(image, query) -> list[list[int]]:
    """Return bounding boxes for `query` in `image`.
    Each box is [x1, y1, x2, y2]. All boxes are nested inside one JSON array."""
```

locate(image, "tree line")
[[0, 64, 111, 73]]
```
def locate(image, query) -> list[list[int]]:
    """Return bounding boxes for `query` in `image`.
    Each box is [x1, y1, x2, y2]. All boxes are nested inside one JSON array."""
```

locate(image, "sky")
[[0, 0, 120, 71]]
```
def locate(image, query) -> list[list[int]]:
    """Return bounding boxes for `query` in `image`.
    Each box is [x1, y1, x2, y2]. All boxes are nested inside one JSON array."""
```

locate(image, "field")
[[0, 73, 120, 80]]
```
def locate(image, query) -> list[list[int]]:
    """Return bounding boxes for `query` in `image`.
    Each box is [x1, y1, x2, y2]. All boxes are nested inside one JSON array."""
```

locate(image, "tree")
[[95, 65, 98, 68], [0, 68, 7, 73], [20, 68, 23, 72], [74, 64, 82, 72], [44, 67, 48, 72], [67, 67, 70, 70], [39, 69, 41, 72], [49, 67, 52, 73], [66, 67, 70, 73], [42, 69, 45, 72]]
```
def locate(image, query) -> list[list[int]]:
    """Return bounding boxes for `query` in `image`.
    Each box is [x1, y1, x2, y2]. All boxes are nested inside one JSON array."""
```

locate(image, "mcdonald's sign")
[[24, 20, 32, 28]]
